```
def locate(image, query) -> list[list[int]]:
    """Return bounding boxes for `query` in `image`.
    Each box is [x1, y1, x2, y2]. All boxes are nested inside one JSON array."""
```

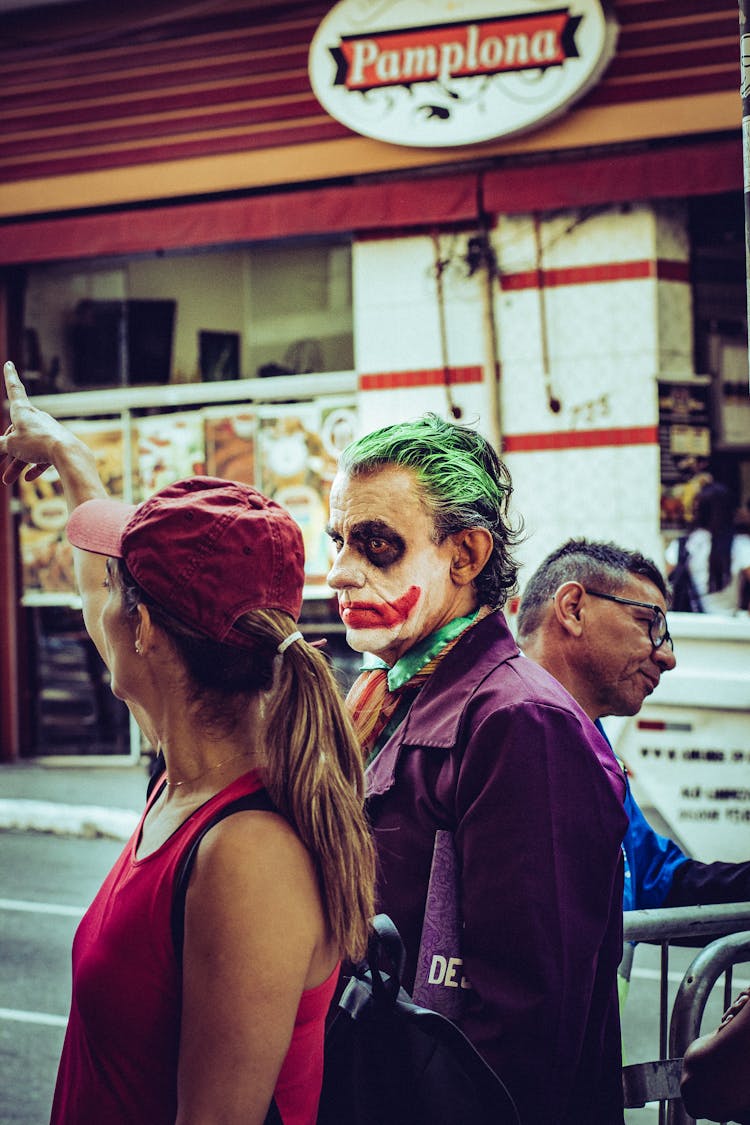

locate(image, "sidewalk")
[[0, 759, 152, 840], [0, 757, 679, 846]]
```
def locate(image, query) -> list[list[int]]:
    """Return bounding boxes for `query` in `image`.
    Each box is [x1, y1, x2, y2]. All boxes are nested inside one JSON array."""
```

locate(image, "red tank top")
[[50, 769, 338, 1125]]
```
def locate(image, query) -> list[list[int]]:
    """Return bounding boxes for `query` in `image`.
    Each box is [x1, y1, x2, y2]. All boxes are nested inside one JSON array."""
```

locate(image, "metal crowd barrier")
[[621, 902, 750, 1124]]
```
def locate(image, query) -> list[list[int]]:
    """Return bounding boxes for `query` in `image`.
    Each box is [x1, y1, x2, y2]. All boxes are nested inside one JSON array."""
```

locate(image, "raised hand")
[[0, 361, 62, 484]]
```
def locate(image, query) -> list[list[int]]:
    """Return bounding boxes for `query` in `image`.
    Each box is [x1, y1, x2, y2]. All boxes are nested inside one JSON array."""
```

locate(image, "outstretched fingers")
[[1, 367, 26, 483], [1, 360, 57, 482], [1, 363, 24, 472], [1, 458, 52, 486], [0, 428, 46, 486], [0, 423, 19, 484], [4, 360, 29, 403]]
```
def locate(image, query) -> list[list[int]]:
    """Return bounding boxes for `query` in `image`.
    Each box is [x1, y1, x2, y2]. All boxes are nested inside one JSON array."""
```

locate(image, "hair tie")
[[277, 630, 303, 654]]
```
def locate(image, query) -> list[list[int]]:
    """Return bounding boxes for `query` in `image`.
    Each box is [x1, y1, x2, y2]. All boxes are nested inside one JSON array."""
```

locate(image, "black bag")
[[172, 794, 521, 1125], [669, 536, 704, 612], [318, 913, 521, 1125]]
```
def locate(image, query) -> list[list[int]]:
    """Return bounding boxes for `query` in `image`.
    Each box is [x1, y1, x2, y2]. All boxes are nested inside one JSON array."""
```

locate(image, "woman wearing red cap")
[[0, 361, 375, 1125]]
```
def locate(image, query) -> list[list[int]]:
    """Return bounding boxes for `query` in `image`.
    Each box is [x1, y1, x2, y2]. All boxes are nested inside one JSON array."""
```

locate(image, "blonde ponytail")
[[244, 609, 375, 961]]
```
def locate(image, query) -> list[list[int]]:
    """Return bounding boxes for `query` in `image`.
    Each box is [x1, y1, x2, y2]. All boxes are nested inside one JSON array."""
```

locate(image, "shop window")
[[20, 239, 353, 392], [14, 239, 354, 757], [15, 384, 357, 757], [69, 299, 176, 387], [248, 243, 353, 378], [689, 192, 750, 513], [27, 606, 130, 756]]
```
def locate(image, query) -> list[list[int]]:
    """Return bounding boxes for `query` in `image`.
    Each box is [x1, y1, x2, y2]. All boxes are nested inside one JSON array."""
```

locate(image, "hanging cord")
[[465, 214, 502, 450], [431, 232, 462, 420], [532, 213, 562, 415]]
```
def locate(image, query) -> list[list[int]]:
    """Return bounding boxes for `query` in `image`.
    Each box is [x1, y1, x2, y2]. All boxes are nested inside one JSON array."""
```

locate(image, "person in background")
[[517, 538, 750, 920], [327, 414, 629, 1125], [0, 360, 375, 1125], [666, 481, 750, 615], [680, 985, 750, 1124]]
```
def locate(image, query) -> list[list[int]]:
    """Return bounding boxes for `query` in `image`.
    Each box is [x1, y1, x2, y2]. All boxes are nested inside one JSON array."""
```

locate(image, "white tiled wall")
[[507, 444, 665, 594], [352, 201, 693, 586]]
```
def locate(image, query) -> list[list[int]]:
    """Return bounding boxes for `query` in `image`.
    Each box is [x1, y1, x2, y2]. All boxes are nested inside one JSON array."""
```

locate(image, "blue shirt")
[[622, 777, 689, 911], [595, 720, 689, 912]]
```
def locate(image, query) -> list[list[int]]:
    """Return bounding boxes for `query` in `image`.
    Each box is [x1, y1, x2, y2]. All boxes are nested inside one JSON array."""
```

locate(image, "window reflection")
[[21, 239, 353, 392]]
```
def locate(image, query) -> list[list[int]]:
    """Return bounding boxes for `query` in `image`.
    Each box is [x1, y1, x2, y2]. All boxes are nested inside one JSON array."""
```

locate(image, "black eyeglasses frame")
[[584, 588, 673, 651]]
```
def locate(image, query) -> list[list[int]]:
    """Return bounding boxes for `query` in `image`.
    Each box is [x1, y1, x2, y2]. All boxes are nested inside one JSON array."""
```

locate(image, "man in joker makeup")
[[327, 414, 629, 1125]]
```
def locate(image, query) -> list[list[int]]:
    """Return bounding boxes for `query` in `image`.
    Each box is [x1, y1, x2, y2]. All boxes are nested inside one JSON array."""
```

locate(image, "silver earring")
[[135, 641, 143, 655]]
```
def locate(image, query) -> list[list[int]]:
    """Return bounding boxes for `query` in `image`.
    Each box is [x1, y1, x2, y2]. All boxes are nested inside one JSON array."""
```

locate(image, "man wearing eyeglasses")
[[517, 539, 750, 921]]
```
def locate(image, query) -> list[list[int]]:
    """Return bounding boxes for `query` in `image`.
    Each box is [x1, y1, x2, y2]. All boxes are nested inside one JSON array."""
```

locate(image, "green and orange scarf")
[[346, 605, 492, 764]]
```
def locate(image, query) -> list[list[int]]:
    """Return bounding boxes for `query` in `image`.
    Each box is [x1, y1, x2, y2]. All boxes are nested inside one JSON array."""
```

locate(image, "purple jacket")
[[366, 611, 628, 1125]]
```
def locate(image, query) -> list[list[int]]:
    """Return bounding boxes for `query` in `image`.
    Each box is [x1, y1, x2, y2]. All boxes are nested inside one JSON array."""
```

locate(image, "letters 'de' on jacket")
[[366, 610, 629, 1125]]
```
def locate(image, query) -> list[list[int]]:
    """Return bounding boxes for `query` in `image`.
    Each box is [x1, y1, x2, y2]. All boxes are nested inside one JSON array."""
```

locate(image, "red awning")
[[482, 137, 741, 213], [0, 136, 740, 266]]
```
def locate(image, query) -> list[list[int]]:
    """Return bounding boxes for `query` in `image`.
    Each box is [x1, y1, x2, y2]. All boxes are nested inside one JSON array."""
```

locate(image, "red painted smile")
[[340, 586, 421, 629]]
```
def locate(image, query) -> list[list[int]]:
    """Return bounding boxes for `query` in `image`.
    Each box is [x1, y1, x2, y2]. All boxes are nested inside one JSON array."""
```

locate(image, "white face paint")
[[327, 466, 479, 665]]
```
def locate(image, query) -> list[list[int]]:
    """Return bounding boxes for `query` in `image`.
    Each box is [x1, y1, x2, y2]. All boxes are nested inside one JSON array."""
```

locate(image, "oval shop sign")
[[309, 0, 618, 148]]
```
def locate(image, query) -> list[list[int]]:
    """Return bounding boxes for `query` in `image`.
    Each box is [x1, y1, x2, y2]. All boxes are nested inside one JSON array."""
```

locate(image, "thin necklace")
[[166, 749, 253, 789]]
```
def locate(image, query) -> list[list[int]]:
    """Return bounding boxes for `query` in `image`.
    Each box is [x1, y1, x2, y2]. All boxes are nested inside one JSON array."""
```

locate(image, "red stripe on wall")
[[499, 260, 689, 291], [359, 366, 483, 391], [503, 426, 658, 452], [656, 259, 692, 282]]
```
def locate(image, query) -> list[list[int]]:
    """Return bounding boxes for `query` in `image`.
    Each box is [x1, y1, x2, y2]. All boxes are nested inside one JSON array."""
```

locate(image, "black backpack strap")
[[170, 788, 276, 966], [325, 914, 521, 1125]]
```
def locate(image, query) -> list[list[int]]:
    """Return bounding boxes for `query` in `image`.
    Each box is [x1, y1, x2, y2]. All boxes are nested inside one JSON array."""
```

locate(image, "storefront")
[[0, 0, 746, 766]]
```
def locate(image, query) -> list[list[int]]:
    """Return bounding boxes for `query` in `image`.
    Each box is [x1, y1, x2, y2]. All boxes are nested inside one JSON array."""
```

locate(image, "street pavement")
[[0, 755, 674, 843], [0, 755, 677, 841], [0, 758, 151, 839]]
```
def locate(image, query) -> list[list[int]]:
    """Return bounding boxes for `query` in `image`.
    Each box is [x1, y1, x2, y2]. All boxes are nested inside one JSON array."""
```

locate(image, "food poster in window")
[[657, 379, 712, 531], [203, 406, 257, 486], [320, 402, 358, 462], [257, 402, 356, 586], [19, 421, 126, 596], [134, 411, 206, 500]]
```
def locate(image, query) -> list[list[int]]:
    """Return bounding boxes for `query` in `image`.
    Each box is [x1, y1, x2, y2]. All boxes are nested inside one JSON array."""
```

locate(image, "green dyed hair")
[[338, 413, 521, 607]]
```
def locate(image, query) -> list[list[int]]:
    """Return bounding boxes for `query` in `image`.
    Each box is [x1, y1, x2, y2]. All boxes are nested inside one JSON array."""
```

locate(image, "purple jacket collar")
[[367, 610, 519, 797]]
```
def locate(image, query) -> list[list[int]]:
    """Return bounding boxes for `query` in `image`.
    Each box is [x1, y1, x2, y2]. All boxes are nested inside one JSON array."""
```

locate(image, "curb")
[[0, 799, 139, 841]]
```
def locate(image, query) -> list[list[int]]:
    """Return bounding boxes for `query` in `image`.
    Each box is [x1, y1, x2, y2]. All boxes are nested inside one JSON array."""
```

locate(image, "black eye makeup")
[[352, 521, 406, 568]]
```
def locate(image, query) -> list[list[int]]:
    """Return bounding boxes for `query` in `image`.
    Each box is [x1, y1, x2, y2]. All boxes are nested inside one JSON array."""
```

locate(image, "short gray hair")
[[517, 538, 667, 639]]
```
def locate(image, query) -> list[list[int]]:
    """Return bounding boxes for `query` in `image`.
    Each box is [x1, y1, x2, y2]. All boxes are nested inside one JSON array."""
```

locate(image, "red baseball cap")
[[66, 477, 305, 643]]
